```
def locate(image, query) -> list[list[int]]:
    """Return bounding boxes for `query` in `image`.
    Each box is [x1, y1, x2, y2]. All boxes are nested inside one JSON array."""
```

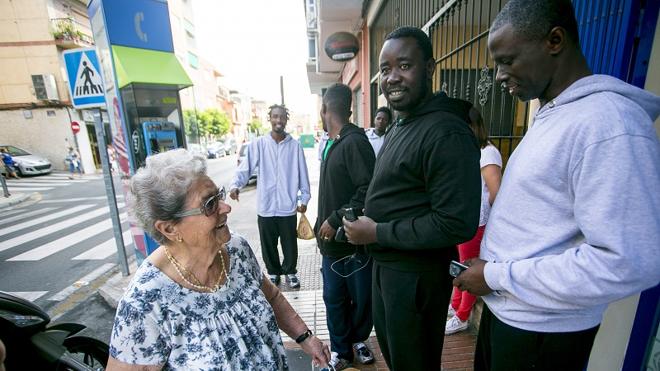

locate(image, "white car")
[[1, 145, 52, 176]]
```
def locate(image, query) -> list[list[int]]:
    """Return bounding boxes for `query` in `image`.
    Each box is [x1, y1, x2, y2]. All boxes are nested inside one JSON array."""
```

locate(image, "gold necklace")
[[164, 246, 229, 292]]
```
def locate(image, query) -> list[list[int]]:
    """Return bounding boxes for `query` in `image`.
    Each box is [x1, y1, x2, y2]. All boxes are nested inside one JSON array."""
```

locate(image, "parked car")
[[0, 145, 52, 176], [222, 138, 237, 155], [207, 142, 226, 159], [237, 142, 257, 182]]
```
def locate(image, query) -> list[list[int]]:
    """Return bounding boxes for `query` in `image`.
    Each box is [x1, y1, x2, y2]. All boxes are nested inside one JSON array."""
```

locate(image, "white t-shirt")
[[479, 143, 502, 226], [365, 128, 385, 156]]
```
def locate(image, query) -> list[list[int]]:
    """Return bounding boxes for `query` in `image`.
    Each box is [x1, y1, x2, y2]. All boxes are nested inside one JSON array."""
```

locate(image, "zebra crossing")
[[3, 172, 103, 192], [0, 178, 133, 308]]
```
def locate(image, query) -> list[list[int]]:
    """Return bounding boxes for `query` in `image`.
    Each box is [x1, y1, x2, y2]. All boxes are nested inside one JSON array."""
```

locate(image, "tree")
[[183, 109, 202, 140], [200, 108, 231, 141], [249, 118, 268, 136]]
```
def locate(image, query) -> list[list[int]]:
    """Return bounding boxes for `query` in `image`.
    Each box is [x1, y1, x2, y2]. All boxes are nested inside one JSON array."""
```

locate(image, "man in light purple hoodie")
[[454, 0, 660, 370]]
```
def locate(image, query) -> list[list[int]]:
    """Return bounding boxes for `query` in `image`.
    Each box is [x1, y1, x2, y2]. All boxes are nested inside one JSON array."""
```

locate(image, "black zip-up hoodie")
[[315, 123, 376, 257], [364, 92, 480, 271]]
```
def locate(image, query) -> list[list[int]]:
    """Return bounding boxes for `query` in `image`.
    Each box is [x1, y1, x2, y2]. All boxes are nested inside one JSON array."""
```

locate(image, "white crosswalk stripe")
[[4, 291, 49, 301], [40, 195, 123, 204], [6, 181, 76, 186], [0, 204, 124, 252], [0, 204, 96, 238], [0, 207, 56, 226], [0, 208, 29, 218], [8, 213, 128, 261], [73, 230, 133, 260], [4, 186, 54, 191]]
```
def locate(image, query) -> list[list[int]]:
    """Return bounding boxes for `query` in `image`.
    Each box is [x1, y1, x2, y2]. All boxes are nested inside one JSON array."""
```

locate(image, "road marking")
[[4, 187, 54, 191], [5, 181, 79, 186], [3, 291, 49, 301], [73, 229, 133, 260], [0, 204, 96, 238], [47, 263, 115, 301], [0, 208, 29, 217], [40, 195, 123, 203], [0, 207, 56, 227], [0, 204, 124, 252], [8, 212, 128, 261]]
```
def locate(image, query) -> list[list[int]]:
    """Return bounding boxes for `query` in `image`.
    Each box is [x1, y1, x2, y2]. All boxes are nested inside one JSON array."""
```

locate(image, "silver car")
[[0, 145, 52, 176]]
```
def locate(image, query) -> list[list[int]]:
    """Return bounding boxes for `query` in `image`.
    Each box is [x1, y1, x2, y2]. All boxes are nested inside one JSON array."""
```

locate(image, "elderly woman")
[[107, 149, 330, 370]]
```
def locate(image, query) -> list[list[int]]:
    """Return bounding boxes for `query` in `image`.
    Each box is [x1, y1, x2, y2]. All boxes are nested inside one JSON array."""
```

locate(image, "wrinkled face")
[[176, 176, 231, 248], [488, 24, 553, 102], [374, 111, 390, 133], [379, 37, 434, 114], [269, 107, 287, 134]]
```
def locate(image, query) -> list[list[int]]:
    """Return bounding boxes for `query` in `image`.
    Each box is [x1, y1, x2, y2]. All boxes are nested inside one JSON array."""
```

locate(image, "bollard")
[[1, 173, 9, 198]]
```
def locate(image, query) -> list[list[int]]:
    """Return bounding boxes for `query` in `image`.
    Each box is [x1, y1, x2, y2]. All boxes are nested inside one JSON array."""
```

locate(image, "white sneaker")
[[287, 274, 300, 288], [447, 304, 456, 317], [353, 342, 374, 364], [445, 315, 468, 335], [321, 351, 351, 371]]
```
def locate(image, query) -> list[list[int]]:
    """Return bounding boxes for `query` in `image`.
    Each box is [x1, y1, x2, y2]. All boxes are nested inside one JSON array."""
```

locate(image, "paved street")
[[0, 150, 322, 330], [0, 154, 242, 316]]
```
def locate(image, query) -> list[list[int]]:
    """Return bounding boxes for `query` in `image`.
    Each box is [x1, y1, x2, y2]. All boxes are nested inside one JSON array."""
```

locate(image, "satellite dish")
[[324, 32, 359, 62]]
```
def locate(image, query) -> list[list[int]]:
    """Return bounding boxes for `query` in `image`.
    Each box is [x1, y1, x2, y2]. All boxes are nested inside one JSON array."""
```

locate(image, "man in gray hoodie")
[[454, 0, 660, 370]]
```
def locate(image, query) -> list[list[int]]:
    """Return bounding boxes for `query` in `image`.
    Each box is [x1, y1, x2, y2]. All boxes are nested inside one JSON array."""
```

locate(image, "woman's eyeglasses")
[[174, 186, 226, 218]]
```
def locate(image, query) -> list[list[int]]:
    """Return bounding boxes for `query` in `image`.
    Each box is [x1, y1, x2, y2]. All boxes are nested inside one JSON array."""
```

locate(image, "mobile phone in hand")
[[449, 260, 469, 278]]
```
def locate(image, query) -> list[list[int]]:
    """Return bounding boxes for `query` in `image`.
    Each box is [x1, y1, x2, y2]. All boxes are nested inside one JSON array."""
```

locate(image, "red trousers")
[[451, 225, 486, 321]]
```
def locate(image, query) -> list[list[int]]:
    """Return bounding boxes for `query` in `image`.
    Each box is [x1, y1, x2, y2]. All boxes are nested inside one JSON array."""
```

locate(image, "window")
[[187, 51, 199, 69], [308, 37, 317, 61]]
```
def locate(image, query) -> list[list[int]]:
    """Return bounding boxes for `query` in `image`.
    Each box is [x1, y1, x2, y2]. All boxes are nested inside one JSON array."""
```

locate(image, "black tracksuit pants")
[[257, 215, 298, 275], [475, 304, 599, 371], [372, 260, 453, 370]]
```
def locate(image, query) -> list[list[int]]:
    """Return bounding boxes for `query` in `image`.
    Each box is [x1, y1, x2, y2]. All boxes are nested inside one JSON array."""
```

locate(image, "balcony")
[[51, 18, 94, 49]]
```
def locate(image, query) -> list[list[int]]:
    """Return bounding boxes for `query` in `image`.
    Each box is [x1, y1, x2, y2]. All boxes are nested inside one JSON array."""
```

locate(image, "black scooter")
[[0, 291, 108, 370]]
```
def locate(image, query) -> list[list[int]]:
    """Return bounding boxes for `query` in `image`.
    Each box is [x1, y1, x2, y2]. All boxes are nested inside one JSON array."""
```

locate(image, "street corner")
[[0, 192, 40, 210]]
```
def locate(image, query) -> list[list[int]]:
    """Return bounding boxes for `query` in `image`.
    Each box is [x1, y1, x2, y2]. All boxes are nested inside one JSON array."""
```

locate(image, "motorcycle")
[[0, 291, 109, 370]]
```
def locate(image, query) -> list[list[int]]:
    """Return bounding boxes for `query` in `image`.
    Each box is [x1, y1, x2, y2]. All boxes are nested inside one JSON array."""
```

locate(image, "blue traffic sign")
[[62, 48, 106, 109]]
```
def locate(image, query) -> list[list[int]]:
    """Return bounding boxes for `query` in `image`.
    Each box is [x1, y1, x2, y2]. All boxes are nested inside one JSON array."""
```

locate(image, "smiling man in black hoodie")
[[316, 83, 376, 370], [343, 27, 481, 370]]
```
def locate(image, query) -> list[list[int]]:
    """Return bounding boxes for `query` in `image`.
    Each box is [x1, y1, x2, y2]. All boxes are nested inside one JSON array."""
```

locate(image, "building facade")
[[306, 0, 660, 369]]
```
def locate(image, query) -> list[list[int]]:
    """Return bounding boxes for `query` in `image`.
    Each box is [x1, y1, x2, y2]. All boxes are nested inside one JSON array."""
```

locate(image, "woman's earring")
[[176, 235, 183, 243]]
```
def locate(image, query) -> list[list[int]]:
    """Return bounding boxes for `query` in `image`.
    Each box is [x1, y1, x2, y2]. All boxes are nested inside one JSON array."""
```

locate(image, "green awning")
[[112, 45, 192, 89]]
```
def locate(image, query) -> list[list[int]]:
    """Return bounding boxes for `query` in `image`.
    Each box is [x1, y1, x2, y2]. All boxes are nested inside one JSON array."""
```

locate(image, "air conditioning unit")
[[32, 74, 60, 101]]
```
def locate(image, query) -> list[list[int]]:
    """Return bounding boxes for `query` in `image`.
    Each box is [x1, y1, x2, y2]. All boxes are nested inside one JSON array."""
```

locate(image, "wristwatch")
[[295, 329, 313, 344]]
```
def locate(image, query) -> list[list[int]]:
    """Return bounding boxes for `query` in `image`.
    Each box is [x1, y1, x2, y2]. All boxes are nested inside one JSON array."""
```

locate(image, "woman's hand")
[[300, 335, 331, 367]]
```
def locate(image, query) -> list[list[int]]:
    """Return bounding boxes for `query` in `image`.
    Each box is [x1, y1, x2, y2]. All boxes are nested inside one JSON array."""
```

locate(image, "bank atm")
[[142, 121, 178, 155]]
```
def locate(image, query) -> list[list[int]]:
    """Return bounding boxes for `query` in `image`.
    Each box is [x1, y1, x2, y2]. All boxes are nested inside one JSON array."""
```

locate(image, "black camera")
[[334, 207, 362, 243]]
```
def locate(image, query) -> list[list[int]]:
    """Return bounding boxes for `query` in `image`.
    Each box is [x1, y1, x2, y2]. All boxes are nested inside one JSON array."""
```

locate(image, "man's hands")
[[342, 216, 377, 245], [318, 220, 336, 241], [297, 204, 307, 213], [300, 335, 331, 368], [452, 258, 493, 296], [229, 188, 239, 201]]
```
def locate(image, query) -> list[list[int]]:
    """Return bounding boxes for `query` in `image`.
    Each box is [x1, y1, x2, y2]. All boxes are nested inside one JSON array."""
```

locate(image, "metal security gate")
[[369, 0, 655, 165], [369, 0, 527, 166]]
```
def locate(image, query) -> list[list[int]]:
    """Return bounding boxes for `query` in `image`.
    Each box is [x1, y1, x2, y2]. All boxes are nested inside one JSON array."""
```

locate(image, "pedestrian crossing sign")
[[63, 48, 106, 109]]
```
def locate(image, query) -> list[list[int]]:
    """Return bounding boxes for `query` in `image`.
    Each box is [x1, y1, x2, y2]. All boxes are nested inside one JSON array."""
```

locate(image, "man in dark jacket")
[[316, 83, 376, 370], [344, 27, 481, 370]]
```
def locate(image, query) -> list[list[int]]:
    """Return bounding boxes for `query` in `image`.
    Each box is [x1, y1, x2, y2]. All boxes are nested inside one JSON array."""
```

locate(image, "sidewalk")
[[98, 148, 477, 370], [0, 192, 36, 210]]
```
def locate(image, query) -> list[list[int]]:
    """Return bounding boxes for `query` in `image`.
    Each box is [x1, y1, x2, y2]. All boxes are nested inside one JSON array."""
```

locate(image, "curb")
[[0, 192, 38, 210], [98, 258, 137, 309]]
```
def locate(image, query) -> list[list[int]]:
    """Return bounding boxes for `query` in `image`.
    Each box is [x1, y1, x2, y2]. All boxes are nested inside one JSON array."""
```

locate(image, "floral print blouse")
[[109, 234, 288, 370]]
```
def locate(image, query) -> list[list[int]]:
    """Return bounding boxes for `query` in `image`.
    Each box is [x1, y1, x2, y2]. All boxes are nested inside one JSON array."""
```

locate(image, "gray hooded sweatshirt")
[[481, 74, 660, 332]]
